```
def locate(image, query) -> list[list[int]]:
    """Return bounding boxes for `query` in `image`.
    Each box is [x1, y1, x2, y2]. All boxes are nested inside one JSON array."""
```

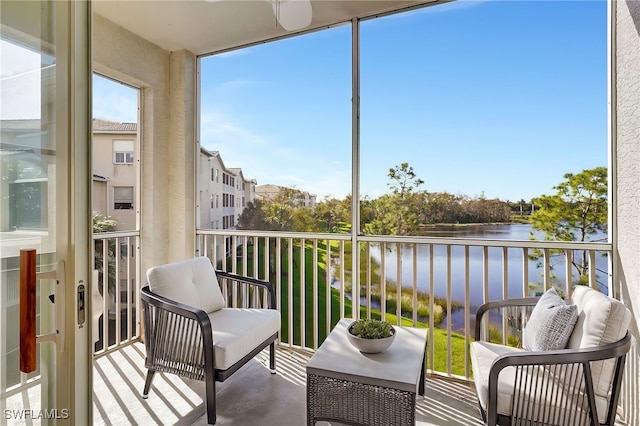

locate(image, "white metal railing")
[[92, 231, 141, 357], [196, 229, 612, 380]]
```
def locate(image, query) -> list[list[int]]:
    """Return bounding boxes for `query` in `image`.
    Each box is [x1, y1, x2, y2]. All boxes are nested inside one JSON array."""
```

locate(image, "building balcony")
[[2, 229, 633, 424], [91, 229, 630, 425]]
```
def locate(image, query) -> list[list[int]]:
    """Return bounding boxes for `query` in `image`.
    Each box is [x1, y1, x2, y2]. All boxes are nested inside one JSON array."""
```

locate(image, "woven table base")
[[307, 374, 416, 426]]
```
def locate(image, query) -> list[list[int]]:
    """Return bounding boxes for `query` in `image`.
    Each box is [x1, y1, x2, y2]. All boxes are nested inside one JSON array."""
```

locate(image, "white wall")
[[615, 1, 640, 423], [93, 14, 197, 275]]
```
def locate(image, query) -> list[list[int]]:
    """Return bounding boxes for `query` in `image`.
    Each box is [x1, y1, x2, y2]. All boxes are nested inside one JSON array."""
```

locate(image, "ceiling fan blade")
[[271, 0, 312, 31]]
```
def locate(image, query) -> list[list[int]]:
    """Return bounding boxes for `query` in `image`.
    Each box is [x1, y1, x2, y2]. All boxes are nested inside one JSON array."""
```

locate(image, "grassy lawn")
[[232, 239, 468, 377]]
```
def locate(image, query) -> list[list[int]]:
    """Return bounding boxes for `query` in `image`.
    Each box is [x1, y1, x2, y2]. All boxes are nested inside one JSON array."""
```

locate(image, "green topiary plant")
[[350, 319, 394, 339]]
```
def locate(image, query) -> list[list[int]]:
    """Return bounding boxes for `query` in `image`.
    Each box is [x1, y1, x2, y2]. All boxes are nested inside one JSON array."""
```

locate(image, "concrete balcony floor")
[[93, 341, 485, 425]]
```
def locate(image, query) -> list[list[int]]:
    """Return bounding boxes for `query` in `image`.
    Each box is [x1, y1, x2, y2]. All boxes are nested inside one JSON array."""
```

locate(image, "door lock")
[[77, 282, 85, 327]]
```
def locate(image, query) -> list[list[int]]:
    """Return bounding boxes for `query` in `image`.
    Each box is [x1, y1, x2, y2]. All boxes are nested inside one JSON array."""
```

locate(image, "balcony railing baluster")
[[428, 242, 435, 373], [300, 237, 306, 349], [179, 230, 611, 381], [446, 244, 452, 375], [115, 239, 121, 347], [464, 245, 470, 379], [381, 242, 386, 319], [588, 250, 597, 290], [565, 249, 573, 297], [92, 231, 141, 357], [502, 246, 508, 346], [396, 245, 402, 324], [543, 247, 551, 290], [412, 244, 418, 327], [313, 239, 319, 349], [366, 242, 372, 320], [325, 238, 331, 340]]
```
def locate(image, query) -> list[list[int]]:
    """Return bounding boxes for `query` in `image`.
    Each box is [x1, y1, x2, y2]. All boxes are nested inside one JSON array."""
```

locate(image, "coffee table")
[[306, 318, 427, 426]]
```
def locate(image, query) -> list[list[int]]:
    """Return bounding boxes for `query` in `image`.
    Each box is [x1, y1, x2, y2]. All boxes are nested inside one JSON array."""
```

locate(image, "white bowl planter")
[[346, 321, 396, 354]]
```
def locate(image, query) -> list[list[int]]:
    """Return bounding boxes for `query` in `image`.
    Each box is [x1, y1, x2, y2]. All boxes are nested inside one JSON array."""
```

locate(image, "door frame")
[[54, 0, 93, 423]]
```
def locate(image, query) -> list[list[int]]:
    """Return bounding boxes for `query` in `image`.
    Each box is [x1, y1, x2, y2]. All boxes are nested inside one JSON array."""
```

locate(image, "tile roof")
[[93, 118, 137, 133], [1, 119, 138, 133], [0, 119, 41, 130]]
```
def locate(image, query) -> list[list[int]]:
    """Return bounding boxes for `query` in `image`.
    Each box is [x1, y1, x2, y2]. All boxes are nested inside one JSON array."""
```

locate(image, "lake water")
[[359, 223, 609, 332]]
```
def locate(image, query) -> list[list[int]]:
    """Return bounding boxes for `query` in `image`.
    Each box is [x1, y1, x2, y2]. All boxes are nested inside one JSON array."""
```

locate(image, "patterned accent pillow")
[[522, 288, 578, 351]]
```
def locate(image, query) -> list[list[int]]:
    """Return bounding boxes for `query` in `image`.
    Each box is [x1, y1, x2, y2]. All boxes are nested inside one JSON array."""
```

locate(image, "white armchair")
[[471, 286, 631, 426], [140, 256, 280, 425]]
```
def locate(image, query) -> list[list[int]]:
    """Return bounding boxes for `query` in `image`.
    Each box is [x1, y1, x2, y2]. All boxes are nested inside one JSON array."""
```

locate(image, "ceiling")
[[92, 0, 444, 56]]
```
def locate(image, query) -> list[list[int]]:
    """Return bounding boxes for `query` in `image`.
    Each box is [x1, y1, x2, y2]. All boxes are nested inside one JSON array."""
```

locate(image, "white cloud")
[[200, 108, 269, 147]]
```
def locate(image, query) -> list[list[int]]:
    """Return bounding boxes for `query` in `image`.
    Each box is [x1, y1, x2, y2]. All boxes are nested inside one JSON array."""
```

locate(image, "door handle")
[[19, 249, 66, 374], [20, 249, 37, 373]]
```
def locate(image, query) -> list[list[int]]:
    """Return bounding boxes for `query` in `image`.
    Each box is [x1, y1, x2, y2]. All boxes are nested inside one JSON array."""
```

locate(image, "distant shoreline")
[[419, 220, 531, 229]]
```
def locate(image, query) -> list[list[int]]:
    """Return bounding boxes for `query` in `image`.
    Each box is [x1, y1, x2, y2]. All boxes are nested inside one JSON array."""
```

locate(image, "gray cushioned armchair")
[[471, 286, 631, 426], [140, 256, 280, 425]]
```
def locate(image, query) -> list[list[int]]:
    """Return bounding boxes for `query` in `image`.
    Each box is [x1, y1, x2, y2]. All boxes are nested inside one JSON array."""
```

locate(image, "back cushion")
[[567, 285, 631, 398], [147, 256, 226, 314]]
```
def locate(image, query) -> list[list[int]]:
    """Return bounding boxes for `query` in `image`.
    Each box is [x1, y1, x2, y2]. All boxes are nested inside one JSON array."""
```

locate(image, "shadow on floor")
[[94, 342, 484, 426]]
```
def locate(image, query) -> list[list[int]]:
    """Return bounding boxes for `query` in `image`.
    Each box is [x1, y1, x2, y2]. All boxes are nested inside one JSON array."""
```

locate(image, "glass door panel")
[[1, 2, 60, 423]]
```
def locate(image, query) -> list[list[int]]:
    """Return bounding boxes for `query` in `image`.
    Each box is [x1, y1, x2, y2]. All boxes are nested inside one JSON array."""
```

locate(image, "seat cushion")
[[147, 256, 225, 314], [471, 341, 527, 417], [209, 308, 281, 370], [568, 286, 631, 400], [471, 341, 608, 423], [522, 288, 578, 351]]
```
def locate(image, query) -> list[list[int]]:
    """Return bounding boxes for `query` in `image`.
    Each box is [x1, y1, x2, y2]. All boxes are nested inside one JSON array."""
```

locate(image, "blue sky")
[[94, 0, 608, 202]]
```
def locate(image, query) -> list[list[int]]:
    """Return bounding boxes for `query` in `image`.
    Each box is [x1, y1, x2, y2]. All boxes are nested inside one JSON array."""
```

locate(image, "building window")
[[215, 194, 219, 208], [211, 168, 214, 181], [113, 139, 134, 164], [114, 186, 134, 210], [210, 195, 214, 208], [215, 169, 219, 182]]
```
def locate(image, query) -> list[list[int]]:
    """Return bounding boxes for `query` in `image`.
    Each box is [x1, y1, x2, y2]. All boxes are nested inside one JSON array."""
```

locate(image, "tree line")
[[238, 163, 607, 288], [239, 163, 520, 235]]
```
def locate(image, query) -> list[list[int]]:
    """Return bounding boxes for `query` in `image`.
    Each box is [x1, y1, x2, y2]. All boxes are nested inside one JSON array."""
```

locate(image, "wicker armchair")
[[471, 286, 631, 426], [140, 257, 280, 425]]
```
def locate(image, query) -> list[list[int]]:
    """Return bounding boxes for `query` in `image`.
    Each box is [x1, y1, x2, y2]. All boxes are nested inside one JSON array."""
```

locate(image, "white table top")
[[306, 318, 428, 393]]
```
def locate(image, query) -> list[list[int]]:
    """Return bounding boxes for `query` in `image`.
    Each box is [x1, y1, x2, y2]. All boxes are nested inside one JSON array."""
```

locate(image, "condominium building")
[[93, 121, 256, 232], [92, 119, 138, 231], [255, 183, 317, 208], [197, 147, 257, 231]]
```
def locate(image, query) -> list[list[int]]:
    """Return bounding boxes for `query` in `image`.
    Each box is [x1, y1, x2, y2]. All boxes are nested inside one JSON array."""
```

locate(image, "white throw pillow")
[[147, 256, 226, 314], [522, 288, 578, 351]]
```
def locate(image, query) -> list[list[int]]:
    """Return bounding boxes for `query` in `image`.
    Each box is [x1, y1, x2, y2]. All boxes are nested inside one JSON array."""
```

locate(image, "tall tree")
[[315, 196, 349, 233], [531, 166, 608, 283], [386, 163, 424, 235], [236, 200, 266, 230]]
